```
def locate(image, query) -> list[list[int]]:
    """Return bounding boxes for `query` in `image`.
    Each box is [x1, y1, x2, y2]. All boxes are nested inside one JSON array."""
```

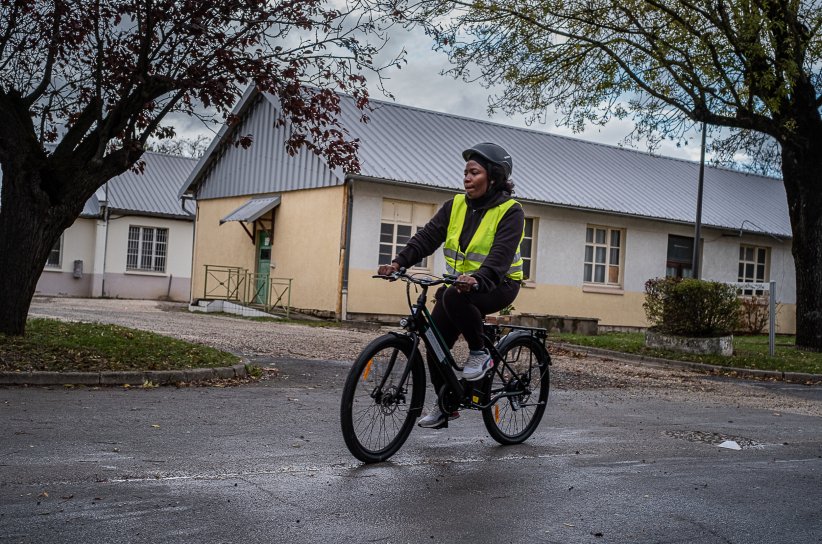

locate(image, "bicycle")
[[340, 268, 551, 463]]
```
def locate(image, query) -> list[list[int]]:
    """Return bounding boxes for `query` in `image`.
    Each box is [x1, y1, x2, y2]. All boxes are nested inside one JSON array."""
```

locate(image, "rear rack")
[[483, 322, 548, 344]]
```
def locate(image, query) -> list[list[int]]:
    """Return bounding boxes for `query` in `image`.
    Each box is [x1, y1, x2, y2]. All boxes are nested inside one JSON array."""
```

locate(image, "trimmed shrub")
[[644, 277, 740, 337]]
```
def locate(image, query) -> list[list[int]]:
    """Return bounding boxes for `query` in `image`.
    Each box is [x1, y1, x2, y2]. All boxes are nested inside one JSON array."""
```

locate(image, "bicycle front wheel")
[[340, 334, 425, 463], [482, 334, 550, 445]]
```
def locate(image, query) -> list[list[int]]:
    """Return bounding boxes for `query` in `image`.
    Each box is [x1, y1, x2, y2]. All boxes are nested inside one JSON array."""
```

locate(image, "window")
[[379, 200, 434, 270], [521, 217, 536, 281], [127, 226, 168, 272], [666, 235, 694, 278], [584, 225, 623, 286], [45, 235, 62, 268], [738, 245, 768, 295]]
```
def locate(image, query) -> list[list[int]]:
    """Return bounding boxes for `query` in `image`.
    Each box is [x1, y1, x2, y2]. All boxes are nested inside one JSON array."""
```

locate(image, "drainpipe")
[[181, 194, 196, 304], [100, 182, 110, 297], [339, 177, 354, 321]]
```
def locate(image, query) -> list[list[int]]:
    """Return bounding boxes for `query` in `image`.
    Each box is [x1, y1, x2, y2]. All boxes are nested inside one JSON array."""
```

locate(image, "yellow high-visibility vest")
[[443, 194, 524, 281]]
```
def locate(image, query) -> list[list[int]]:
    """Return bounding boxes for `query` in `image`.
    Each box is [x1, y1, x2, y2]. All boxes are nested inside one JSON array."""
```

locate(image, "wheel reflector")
[[363, 359, 373, 380], [495, 404, 500, 423]]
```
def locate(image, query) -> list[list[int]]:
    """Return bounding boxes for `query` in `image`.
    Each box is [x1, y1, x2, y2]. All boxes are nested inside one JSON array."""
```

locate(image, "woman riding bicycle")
[[377, 142, 525, 428]]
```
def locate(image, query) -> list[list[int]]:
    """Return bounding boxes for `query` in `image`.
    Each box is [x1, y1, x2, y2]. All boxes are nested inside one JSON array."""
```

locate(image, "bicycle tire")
[[340, 334, 425, 463], [482, 334, 550, 445]]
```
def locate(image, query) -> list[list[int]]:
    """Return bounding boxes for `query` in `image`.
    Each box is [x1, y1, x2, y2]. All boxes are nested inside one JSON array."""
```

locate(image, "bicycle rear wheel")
[[340, 334, 425, 463], [482, 334, 550, 445]]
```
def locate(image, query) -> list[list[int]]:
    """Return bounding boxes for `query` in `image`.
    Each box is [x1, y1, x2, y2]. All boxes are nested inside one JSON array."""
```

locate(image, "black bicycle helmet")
[[462, 142, 513, 181]]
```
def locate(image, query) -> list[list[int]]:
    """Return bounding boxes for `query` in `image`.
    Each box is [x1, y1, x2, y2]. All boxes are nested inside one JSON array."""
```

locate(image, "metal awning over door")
[[220, 195, 280, 242], [220, 195, 280, 224]]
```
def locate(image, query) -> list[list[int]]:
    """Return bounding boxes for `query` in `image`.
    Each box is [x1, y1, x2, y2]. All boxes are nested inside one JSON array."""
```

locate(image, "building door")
[[255, 231, 272, 304]]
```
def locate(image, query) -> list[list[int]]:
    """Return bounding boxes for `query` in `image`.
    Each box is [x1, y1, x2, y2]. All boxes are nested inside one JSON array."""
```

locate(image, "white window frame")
[[127, 226, 168, 273], [738, 244, 769, 295], [379, 199, 434, 272], [45, 234, 63, 268], [521, 217, 537, 283], [583, 225, 624, 287]]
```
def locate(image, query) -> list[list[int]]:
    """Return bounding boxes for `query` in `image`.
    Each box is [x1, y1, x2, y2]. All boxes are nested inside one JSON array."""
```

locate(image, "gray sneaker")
[[418, 401, 459, 428], [462, 350, 493, 381]]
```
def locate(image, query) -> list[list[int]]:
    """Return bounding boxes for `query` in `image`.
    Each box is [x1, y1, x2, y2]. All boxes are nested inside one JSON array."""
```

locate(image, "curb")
[[555, 342, 822, 384], [0, 363, 250, 386]]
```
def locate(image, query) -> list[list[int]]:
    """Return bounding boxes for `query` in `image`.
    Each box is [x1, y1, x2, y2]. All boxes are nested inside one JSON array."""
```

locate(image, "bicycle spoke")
[[482, 335, 550, 445], [341, 335, 424, 462]]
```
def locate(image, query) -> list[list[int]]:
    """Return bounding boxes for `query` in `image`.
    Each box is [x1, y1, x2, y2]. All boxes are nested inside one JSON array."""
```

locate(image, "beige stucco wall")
[[270, 186, 345, 313], [191, 195, 261, 302], [344, 180, 798, 334], [36, 215, 193, 301], [191, 186, 345, 313], [36, 218, 97, 297], [40, 218, 97, 273]]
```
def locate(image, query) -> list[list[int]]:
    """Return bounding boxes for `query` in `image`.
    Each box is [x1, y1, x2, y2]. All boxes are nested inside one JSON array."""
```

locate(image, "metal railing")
[[267, 277, 293, 319], [203, 264, 292, 319], [203, 265, 246, 302]]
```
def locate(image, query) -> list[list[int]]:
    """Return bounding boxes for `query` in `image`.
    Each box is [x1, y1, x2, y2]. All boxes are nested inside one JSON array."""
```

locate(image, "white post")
[[91, 217, 108, 297]]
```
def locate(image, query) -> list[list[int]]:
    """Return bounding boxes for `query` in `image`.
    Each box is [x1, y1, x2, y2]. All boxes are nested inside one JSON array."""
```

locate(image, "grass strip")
[[0, 318, 239, 373], [554, 332, 822, 375]]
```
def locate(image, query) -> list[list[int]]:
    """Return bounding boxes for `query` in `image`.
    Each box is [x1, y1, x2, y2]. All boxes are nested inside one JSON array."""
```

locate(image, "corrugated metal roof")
[[181, 90, 343, 200], [0, 149, 195, 219], [181, 87, 791, 238], [103, 151, 196, 218], [220, 195, 281, 223], [337, 96, 791, 238]]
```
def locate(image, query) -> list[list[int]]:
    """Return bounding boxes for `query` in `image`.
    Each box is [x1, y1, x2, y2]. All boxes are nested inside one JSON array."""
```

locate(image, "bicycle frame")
[[373, 272, 549, 413]]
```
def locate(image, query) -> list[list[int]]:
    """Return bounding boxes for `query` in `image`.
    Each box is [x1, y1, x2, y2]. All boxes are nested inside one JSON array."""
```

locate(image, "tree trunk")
[[0, 163, 84, 336], [781, 125, 822, 352]]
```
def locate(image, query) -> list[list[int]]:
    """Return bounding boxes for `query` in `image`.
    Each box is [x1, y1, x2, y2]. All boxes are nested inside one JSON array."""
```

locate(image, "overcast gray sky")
[[368, 25, 706, 162], [169, 24, 704, 163]]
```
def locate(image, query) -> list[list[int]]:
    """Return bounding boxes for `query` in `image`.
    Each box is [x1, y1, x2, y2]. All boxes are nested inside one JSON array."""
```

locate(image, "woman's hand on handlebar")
[[455, 274, 478, 293], [376, 262, 401, 278]]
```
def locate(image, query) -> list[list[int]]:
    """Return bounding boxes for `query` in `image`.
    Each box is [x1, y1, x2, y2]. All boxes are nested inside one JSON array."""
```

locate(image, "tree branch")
[[22, 4, 61, 107]]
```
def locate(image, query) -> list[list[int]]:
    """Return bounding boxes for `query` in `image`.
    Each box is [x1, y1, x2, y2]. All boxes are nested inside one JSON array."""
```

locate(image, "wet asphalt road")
[[1, 358, 821, 544]]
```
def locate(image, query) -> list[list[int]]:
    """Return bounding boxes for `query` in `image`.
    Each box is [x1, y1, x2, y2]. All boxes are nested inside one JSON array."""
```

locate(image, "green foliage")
[[643, 277, 740, 337]]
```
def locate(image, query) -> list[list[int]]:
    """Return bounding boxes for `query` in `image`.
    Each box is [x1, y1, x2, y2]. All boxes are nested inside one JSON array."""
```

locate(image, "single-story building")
[[2, 151, 196, 301], [180, 86, 796, 333]]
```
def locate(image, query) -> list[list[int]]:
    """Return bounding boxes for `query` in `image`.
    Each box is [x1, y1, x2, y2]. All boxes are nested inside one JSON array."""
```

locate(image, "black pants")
[[426, 278, 520, 394]]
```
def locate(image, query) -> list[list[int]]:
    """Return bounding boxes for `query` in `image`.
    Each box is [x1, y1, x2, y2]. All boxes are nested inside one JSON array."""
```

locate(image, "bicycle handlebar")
[[372, 268, 477, 290]]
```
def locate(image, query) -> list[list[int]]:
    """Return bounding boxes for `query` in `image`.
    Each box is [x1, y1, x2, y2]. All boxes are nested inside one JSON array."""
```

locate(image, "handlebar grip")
[[445, 273, 479, 291], [373, 267, 405, 281]]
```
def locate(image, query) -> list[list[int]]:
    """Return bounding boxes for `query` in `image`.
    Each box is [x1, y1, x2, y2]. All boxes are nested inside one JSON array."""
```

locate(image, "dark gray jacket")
[[393, 190, 524, 293]]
